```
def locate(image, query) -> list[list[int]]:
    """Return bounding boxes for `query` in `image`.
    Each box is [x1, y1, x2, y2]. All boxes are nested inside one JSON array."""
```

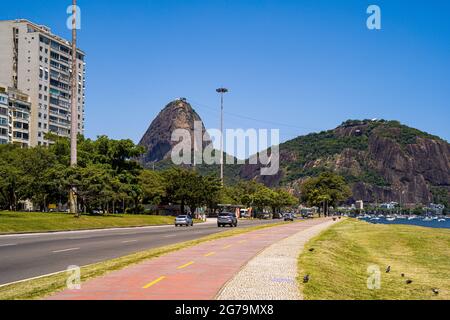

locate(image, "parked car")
[[272, 212, 284, 219], [218, 212, 238, 227], [175, 215, 194, 227], [284, 213, 294, 221], [257, 213, 271, 220]]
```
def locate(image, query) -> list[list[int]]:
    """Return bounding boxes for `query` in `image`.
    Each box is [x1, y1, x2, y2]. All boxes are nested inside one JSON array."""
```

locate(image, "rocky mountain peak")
[[139, 99, 211, 164]]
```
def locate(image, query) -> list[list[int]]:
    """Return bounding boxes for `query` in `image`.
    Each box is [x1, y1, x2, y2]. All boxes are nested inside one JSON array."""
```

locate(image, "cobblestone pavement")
[[216, 219, 337, 300]]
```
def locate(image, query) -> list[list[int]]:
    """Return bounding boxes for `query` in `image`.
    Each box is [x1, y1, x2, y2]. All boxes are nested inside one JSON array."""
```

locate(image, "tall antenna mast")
[[69, 0, 79, 217], [216, 88, 228, 185]]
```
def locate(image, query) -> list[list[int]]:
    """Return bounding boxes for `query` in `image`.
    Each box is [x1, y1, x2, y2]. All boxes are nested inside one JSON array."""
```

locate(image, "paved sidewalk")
[[48, 218, 334, 300], [216, 219, 337, 300]]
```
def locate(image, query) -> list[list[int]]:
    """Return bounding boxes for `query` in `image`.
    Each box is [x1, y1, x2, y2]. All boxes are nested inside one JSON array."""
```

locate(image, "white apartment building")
[[0, 19, 85, 147], [0, 84, 31, 147]]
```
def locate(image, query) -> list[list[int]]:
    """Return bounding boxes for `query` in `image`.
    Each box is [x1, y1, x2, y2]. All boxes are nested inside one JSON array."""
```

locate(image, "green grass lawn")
[[0, 211, 196, 234], [298, 219, 450, 300]]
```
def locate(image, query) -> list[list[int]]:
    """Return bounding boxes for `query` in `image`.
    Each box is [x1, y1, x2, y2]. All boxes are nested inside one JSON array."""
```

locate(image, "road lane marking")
[[238, 240, 247, 244], [122, 240, 138, 243], [164, 235, 177, 238], [204, 252, 215, 257], [0, 243, 17, 247], [143, 276, 166, 289], [223, 245, 233, 249], [52, 247, 80, 253], [177, 261, 195, 269]]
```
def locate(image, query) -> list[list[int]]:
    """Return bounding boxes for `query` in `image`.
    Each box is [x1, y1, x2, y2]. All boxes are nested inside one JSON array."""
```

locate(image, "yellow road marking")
[[204, 252, 216, 257], [177, 261, 195, 269], [143, 276, 166, 289], [223, 245, 233, 249]]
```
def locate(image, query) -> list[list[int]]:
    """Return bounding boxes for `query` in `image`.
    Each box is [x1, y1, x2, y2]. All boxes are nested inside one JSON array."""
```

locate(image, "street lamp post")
[[216, 88, 228, 185], [69, 0, 79, 217]]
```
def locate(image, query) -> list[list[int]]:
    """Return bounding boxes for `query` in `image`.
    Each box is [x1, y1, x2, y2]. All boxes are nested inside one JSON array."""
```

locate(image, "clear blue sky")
[[2, 0, 450, 152]]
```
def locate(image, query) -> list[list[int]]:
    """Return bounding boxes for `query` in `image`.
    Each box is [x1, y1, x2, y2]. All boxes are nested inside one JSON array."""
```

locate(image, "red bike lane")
[[48, 218, 332, 300]]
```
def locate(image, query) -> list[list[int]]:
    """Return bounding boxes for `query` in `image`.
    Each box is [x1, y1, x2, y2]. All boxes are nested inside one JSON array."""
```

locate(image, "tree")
[[19, 147, 58, 211], [163, 168, 197, 215], [0, 145, 25, 210], [139, 170, 166, 206], [269, 189, 299, 214], [201, 175, 222, 213], [66, 163, 114, 213], [301, 172, 352, 216], [235, 180, 261, 209], [162, 168, 222, 216], [252, 186, 275, 212]]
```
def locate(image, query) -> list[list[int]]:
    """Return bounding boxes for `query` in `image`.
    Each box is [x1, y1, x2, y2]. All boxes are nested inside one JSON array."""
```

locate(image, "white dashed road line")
[[52, 247, 80, 253], [122, 240, 138, 244]]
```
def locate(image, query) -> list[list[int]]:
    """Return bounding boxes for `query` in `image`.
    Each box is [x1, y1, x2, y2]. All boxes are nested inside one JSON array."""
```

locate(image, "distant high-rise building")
[[0, 19, 86, 147], [0, 84, 31, 147]]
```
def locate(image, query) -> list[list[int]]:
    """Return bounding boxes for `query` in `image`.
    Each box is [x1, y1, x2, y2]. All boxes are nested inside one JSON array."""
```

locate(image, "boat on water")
[[408, 215, 417, 220], [438, 219, 446, 222], [386, 217, 396, 221], [423, 217, 433, 222]]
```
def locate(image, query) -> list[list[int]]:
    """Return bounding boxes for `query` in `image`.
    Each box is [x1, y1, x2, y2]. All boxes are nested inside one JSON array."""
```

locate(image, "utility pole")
[[69, 0, 79, 217], [216, 88, 228, 185]]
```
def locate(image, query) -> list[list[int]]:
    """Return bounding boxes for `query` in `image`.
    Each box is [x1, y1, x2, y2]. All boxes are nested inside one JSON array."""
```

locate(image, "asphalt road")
[[0, 218, 280, 286]]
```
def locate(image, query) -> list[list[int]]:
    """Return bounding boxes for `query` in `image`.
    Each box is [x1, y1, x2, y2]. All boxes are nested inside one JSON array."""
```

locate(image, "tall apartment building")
[[0, 19, 86, 147], [0, 84, 31, 147]]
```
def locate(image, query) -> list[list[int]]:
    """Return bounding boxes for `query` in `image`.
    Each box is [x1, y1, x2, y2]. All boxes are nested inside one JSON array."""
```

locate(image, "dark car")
[[175, 215, 194, 227], [272, 212, 284, 219], [257, 213, 271, 220], [284, 213, 294, 222], [218, 212, 238, 227]]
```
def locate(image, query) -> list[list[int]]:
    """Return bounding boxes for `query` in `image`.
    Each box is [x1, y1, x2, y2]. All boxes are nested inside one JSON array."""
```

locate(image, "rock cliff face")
[[139, 99, 211, 164], [240, 120, 450, 205]]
